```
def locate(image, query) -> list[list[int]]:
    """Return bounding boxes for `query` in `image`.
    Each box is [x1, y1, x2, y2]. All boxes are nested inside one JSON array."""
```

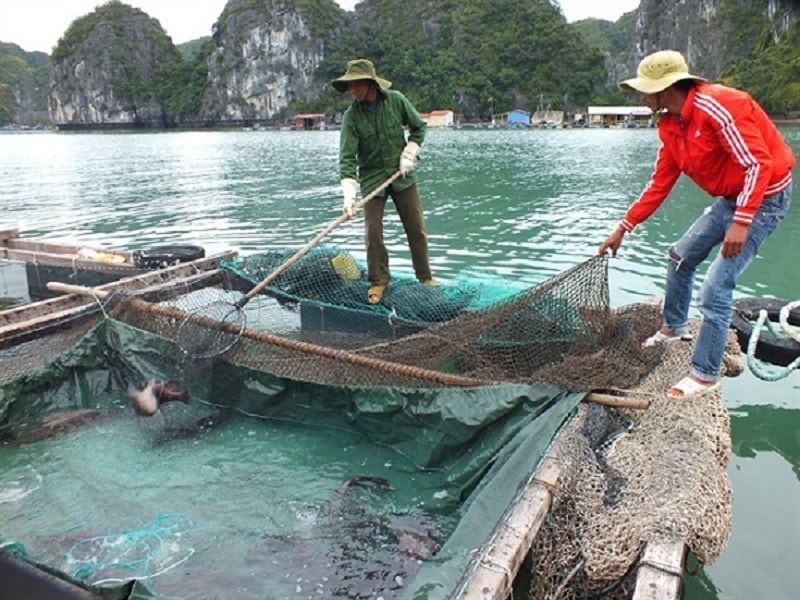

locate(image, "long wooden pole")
[[583, 392, 650, 410], [47, 281, 494, 387], [48, 282, 653, 408], [234, 170, 402, 308]]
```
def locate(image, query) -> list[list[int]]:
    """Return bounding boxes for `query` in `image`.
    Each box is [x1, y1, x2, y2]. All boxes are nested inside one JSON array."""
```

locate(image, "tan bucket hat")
[[332, 59, 392, 92], [620, 50, 706, 94]]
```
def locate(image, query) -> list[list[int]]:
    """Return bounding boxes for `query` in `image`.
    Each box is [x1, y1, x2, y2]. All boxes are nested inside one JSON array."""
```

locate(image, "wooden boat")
[[0, 228, 209, 301], [0, 248, 237, 343]]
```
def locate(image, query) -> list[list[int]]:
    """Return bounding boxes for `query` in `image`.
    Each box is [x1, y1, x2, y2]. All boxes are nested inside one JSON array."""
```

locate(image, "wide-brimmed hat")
[[332, 59, 391, 93], [620, 50, 706, 94]]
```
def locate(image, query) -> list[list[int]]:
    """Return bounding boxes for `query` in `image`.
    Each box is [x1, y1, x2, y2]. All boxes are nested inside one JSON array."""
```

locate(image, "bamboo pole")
[[584, 392, 650, 410], [632, 539, 687, 600], [46, 281, 497, 388], [456, 458, 561, 599]]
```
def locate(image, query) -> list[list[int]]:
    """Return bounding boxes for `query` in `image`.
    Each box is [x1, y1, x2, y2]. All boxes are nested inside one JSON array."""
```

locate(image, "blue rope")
[[0, 538, 28, 556], [64, 512, 195, 585]]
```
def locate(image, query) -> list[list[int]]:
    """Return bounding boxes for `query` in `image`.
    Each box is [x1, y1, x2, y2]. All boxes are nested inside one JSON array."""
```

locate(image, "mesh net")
[[145, 249, 653, 390], [0, 249, 738, 598], [529, 320, 741, 598]]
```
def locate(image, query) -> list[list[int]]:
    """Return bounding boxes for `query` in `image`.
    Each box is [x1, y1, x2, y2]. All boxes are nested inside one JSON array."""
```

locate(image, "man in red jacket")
[[598, 50, 795, 398]]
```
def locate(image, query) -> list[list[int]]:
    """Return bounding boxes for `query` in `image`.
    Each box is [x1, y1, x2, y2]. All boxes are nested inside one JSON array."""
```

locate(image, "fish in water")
[[127, 379, 190, 416], [235, 475, 439, 598], [13, 410, 105, 444], [390, 523, 440, 560]]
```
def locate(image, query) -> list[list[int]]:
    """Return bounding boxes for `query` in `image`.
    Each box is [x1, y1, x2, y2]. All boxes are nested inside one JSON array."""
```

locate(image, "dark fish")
[[235, 475, 438, 598], [14, 410, 104, 444], [328, 476, 392, 517], [390, 524, 440, 560], [150, 410, 230, 444], [127, 379, 190, 416]]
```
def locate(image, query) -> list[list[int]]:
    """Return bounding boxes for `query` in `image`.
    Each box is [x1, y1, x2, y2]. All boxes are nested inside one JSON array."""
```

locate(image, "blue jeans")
[[662, 185, 792, 382]]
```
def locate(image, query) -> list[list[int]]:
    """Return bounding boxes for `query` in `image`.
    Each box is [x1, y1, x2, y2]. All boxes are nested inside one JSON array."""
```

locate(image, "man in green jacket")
[[333, 59, 435, 304]]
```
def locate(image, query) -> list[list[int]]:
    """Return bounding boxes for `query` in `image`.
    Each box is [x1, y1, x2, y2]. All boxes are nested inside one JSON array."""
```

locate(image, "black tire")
[[730, 297, 800, 367], [132, 245, 205, 269]]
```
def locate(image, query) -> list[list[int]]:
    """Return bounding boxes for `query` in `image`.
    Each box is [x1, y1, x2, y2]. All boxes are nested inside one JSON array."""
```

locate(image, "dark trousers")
[[363, 182, 432, 286]]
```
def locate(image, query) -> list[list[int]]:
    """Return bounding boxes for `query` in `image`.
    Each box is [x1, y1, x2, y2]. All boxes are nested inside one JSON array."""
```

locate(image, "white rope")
[[746, 302, 800, 381], [779, 300, 800, 344], [80, 286, 111, 319]]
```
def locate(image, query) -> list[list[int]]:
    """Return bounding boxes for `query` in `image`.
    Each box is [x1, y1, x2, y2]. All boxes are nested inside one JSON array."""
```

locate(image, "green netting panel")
[[0, 318, 581, 599], [220, 247, 534, 327]]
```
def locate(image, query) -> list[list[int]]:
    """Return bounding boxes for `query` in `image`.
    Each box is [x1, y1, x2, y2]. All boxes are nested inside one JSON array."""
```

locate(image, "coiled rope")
[[746, 300, 800, 381]]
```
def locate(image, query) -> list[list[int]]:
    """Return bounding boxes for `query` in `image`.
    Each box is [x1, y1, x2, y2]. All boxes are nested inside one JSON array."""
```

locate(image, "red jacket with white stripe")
[[621, 83, 795, 231]]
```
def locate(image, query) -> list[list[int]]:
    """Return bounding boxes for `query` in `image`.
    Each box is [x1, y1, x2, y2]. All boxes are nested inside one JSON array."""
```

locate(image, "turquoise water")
[[1, 127, 798, 598], [0, 408, 457, 598]]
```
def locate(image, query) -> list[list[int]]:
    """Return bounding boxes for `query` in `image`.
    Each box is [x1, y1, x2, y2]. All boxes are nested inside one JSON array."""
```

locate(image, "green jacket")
[[338, 88, 427, 196]]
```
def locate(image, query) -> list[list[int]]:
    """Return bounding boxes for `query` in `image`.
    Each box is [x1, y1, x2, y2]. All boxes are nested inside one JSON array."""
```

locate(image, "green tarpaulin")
[[0, 319, 581, 599]]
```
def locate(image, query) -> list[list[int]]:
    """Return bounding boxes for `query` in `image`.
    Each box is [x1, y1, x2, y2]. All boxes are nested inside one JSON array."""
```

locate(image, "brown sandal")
[[367, 285, 386, 304]]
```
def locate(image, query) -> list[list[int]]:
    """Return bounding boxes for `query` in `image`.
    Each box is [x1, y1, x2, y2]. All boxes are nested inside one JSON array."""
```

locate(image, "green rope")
[[65, 512, 195, 585], [746, 307, 800, 382]]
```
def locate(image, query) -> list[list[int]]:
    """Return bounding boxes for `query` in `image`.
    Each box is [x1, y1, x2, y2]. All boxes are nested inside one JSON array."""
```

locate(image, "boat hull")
[[1, 229, 206, 300]]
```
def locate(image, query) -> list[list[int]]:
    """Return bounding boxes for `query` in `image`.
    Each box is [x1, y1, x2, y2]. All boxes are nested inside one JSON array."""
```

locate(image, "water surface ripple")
[[1, 126, 799, 599]]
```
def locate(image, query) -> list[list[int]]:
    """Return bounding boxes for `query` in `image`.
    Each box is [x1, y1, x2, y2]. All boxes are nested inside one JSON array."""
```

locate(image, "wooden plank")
[[0, 251, 235, 335], [0, 228, 20, 242], [0, 269, 222, 343], [1, 244, 134, 267], [456, 457, 561, 600], [1, 232, 130, 258], [632, 539, 687, 600]]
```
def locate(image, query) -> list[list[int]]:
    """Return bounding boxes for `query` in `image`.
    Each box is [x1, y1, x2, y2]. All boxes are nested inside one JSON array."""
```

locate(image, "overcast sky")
[[0, 0, 641, 54]]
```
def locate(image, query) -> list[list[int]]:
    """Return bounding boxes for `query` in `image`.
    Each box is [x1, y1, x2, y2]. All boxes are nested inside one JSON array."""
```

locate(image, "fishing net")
[[0, 249, 739, 599], [528, 322, 742, 599], [143, 248, 653, 391]]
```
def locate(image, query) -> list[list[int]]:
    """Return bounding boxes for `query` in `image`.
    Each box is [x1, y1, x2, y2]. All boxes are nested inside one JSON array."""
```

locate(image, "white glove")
[[399, 141, 420, 176], [341, 178, 358, 218]]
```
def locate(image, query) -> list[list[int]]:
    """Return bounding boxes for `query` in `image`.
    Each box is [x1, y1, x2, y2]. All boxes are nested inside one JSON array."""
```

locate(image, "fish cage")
[[0, 251, 737, 599]]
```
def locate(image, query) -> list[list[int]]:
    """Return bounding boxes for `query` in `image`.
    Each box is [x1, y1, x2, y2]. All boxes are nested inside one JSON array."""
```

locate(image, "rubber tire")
[[132, 245, 205, 269], [730, 297, 800, 367]]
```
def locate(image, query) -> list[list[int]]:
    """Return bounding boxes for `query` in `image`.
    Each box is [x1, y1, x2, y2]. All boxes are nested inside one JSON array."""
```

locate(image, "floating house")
[[587, 106, 653, 128], [424, 109, 455, 128], [294, 113, 326, 130], [531, 109, 564, 127], [488, 110, 531, 128]]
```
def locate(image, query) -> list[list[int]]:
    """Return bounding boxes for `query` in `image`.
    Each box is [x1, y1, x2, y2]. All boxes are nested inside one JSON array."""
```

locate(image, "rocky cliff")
[[620, 0, 799, 81], [34, 0, 800, 128], [48, 1, 185, 126], [201, 0, 338, 121]]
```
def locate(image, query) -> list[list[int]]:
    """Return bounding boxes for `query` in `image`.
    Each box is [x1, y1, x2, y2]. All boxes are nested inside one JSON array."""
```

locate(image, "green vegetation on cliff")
[[312, 0, 608, 119], [0, 43, 49, 125], [573, 11, 636, 62], [50, 0, 211, 125], [722, 16, 800, 116]]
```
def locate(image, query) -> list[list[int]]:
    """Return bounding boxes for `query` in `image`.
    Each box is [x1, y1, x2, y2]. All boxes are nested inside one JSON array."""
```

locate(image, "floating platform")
[[0, 256, 738, 600]]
